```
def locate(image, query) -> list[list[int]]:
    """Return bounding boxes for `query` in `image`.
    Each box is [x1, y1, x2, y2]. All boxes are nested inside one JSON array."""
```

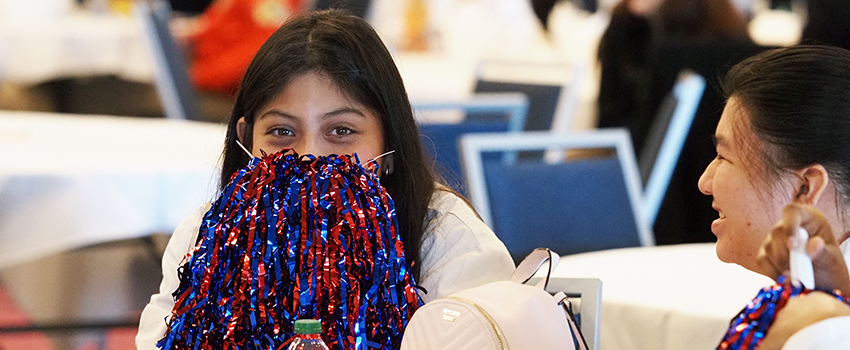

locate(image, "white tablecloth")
[[0, 111, 225, 268], [0, 11, 152, 84], [552, 243, 775, 350]]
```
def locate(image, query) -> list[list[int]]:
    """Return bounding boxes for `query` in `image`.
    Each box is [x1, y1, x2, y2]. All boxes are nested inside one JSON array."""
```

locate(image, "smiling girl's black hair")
[[722, 45, 850, 206]]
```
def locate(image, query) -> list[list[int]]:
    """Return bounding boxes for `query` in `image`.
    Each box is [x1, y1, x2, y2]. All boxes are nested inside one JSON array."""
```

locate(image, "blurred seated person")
[[596, 0, 750, 155]]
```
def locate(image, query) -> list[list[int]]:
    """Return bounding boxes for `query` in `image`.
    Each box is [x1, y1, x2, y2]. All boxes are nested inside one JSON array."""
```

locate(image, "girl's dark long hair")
[[219, 9, 436, 280]]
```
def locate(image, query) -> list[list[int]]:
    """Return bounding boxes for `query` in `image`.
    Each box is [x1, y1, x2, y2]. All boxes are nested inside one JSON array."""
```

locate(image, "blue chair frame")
[[638, 71, 706, 226], [473, 60, 585, 135], [413, 93, 529, 185], [135, 0, 199, 120]]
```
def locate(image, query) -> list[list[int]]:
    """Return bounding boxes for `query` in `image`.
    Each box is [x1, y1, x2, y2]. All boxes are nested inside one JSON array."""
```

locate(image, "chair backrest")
[[413, 92, 528, 186], [638, 71, 706, 226], [460, 129, 654, 261], [471, 60, 584, 135], [135, 0, 200, 120]]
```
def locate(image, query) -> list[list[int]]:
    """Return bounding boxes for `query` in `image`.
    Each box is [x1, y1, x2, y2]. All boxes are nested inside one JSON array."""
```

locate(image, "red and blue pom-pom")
[[158, 150, 421, 350], [717, 276, 850, 350]]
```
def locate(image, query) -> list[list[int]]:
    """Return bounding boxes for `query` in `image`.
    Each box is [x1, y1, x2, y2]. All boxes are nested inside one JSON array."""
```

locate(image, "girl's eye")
[[331, 126, 354, 136], [270, 127, 294, 136]]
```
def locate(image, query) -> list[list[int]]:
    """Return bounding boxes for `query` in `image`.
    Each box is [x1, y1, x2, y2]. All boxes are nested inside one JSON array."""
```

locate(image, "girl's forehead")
[[724, 97, 786, 182], [722, 98, 762, 143], [718, 98, 745, 144]]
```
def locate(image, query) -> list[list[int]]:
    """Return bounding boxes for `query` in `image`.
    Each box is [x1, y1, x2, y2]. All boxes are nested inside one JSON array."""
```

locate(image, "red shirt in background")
[[190, 0, 308, 94]]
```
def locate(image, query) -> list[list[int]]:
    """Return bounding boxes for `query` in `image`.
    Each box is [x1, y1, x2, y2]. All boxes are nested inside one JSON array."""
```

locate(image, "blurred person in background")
[[173, 0, 371, 122], [596, 0, 749, 154], [596, 0, 766, 246], [188, 0, 373, 96], [188, 0, 312, 96]]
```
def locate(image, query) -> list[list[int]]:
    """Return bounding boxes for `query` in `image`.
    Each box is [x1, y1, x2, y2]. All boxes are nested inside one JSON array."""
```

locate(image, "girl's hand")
[[759, 292, 850, 350], [756, 203, 850, 294]]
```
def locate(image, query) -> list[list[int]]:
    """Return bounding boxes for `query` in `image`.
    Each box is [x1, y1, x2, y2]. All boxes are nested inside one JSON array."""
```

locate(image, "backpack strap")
[[554, 292, 589, 350], [510, 248, 559, 289]]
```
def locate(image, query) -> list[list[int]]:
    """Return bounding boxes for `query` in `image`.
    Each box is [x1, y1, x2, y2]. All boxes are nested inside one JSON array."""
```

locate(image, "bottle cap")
[[293, 319, 322, 334]]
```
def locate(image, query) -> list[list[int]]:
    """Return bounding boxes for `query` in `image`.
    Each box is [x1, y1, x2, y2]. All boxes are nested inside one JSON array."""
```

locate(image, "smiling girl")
[[698, 45, 850, 349]]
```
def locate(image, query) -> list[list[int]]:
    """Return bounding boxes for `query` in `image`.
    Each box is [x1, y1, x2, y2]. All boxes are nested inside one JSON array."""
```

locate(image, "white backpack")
[[401, 248, 588, 350]]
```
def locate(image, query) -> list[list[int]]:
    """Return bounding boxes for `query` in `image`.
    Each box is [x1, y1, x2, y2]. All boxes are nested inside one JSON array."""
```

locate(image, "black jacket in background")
[[803, 0, 850, 50]]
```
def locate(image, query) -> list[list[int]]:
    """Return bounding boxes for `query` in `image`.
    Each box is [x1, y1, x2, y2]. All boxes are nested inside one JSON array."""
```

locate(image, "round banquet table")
[[551, 243, 774, 350]]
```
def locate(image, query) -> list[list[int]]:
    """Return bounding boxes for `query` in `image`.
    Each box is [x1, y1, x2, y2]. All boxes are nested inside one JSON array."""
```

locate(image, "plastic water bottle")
[[287, 319, 330, 350]]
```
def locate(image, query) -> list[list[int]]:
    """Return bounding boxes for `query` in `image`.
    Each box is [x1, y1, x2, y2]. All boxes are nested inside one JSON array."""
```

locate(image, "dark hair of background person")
[[721, 45, 850, 204], [656, 0, 748, 38], [219, 9, 437, 280]]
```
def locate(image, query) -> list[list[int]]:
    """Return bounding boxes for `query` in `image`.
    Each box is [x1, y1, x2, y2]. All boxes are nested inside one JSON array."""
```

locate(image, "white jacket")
[[781, 239, 850, 350], [136, 188, 515, 349]]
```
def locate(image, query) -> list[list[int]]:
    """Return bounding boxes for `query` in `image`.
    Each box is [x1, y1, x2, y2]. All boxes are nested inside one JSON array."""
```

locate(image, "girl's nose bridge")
[[297, 134, 323, 156]]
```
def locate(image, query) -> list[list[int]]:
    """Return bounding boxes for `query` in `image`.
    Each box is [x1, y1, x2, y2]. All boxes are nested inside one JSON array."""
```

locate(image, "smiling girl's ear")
[[795, 164, 830, 205]]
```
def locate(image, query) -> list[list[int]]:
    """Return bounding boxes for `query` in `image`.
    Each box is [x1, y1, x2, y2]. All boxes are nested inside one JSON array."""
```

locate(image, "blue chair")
[[471, 60, 584, 135], [460, 129, 654, 262], [413, 93, 528, 188], [638, 71, 706, 226]]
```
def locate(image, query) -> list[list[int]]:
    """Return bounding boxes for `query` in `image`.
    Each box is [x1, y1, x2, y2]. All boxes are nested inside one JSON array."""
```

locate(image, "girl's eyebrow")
[[324, 107, 366, 118], [257, 108, 366, 120], [258, 110, 297, 121]]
